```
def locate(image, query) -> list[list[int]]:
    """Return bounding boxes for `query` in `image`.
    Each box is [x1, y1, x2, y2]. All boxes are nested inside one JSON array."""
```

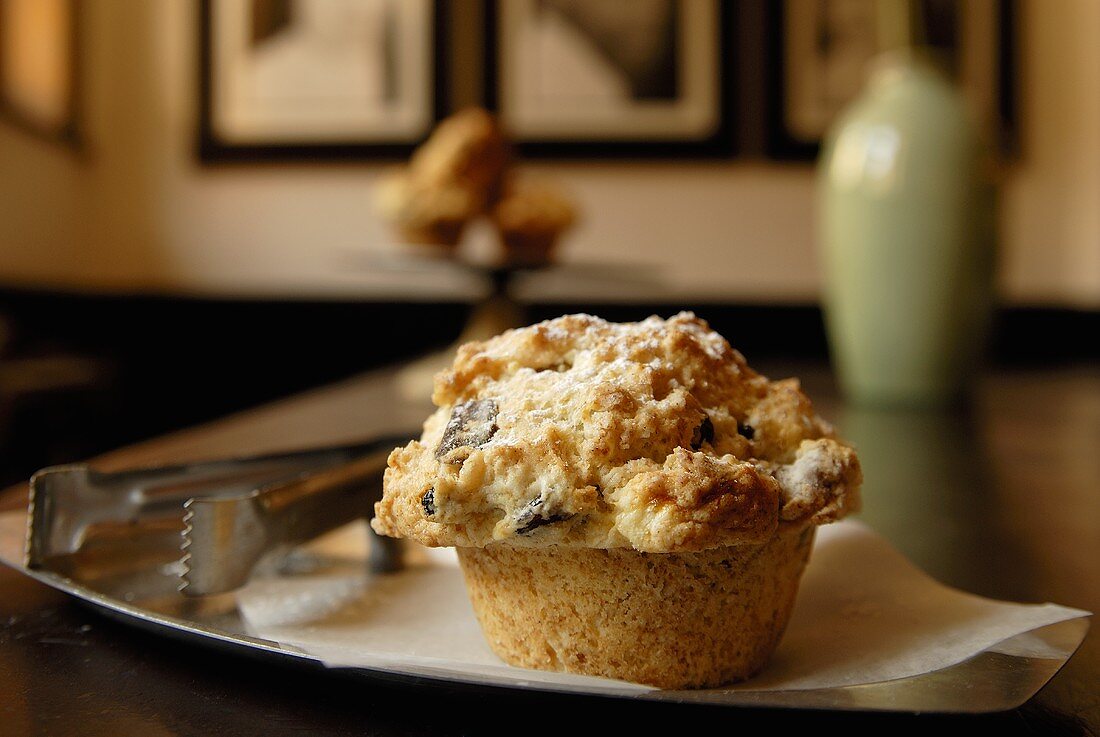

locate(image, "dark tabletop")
[[1, 360, 1097, 736]]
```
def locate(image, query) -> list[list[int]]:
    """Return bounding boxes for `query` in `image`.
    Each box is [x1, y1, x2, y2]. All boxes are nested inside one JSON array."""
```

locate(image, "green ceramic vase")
[[819, 51, 995, 407]]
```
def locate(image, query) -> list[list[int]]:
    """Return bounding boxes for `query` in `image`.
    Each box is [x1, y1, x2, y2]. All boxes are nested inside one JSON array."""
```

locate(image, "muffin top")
[[374, 169, 483, 227], [407, 107, 509, 196], [372, 313, 861, 552]]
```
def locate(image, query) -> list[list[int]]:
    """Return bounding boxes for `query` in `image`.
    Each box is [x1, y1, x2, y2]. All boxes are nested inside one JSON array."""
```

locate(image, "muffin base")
[[397, 220, 466, 249], [456, 524, 814, 689], [498, 231, 558, 267]]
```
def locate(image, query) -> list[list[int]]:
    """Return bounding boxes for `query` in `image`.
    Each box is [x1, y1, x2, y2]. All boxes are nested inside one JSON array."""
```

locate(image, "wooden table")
[[1, 361, 1096, 736]]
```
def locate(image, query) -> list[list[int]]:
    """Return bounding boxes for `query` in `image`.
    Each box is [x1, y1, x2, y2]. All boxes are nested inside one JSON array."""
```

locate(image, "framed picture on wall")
[[199, 0, 445, 161], [767, 0, 1017, 160], [485, 0, 734, 158], [0, 0, 80, 147]]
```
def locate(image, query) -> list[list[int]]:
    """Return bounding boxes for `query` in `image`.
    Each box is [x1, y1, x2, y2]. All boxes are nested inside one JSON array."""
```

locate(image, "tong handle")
[[27, 438, 401, 566], [261, 454, 384, 547], [179, 443, 395, 596]]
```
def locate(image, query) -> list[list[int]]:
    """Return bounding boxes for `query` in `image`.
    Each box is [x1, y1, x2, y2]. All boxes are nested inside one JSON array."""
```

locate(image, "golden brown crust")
[[457, 524, 815, 688], [372, 313, 861, 552]]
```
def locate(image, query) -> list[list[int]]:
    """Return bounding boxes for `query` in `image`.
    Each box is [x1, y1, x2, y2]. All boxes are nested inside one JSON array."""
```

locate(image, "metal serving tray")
[[0, 501, 1088, 713]]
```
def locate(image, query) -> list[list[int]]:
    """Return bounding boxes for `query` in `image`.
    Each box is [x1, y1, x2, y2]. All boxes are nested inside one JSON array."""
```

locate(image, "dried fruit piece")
[[690, 415, 715, 450], [737, 421, 755, 440], [421, 488, 437, 517], [513, 497, 573, 535], [435, 399, 499, 460]]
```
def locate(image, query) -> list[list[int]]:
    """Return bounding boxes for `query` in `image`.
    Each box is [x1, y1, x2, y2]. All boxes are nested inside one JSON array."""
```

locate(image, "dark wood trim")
[[763, 0, 825, 162], [0, 287, 471, 485], [197, 0, 449, 163], [483, 0, 736, 160], [0, 285, 1092, 366], [997, 0, 1020, 157]]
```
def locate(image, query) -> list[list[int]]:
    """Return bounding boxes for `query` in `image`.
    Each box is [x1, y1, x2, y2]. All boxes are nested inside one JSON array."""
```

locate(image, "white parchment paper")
[[236, 520, 1089, 693]]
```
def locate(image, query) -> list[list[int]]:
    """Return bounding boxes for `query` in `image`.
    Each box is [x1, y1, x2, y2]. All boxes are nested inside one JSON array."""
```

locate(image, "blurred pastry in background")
[[492, 178, 577, 266], [407, 107, 510, 202], [375, 108, 510, 249], [374, 170, 481, 249], [375, 107, 579, 264]]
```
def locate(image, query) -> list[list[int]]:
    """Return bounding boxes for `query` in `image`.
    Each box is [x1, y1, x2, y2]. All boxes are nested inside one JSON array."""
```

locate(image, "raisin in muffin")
[[372, 313, 861, 688]]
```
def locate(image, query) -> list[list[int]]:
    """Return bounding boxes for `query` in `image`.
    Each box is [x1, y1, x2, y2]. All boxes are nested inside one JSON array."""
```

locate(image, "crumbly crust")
[[372, 313, 861, 552]]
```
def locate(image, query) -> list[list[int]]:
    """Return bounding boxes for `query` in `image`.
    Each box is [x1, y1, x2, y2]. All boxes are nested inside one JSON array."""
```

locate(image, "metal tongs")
[[26, 436, 405, 596]]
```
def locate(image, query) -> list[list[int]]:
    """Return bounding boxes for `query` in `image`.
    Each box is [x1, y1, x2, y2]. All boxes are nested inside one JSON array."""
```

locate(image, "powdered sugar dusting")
[[378, 312, 861, 551]]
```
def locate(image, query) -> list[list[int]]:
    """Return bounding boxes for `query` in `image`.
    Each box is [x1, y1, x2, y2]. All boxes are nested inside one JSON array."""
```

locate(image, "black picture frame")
[[765, 0, 1018, 161], [0, 0, 81, 148], [483, 0, 735, 159], [198, 0, 448, 163]]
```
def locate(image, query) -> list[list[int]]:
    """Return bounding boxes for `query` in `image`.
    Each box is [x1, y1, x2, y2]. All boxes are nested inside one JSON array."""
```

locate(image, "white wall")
[[0, 0, 1096, 306], [999, 0, 1100, 306]]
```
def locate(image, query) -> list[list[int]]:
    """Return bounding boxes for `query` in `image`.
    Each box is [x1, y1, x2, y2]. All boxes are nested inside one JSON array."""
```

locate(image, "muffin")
[[491, 179, 577, 266], [407, 107, 510, 201], [374, 170, 482, 248], [372, 313, 861, 688], [375, 108, 510, 249]]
